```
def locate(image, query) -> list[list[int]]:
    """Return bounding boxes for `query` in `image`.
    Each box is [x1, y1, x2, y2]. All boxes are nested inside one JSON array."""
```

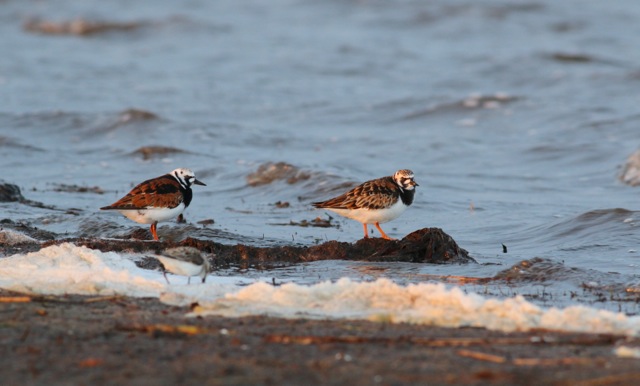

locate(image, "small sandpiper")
[[155, 246, 211, 284], [312, 169, 418, 240]]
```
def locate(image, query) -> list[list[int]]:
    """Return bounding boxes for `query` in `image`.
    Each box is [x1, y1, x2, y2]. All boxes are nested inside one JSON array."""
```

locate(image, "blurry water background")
[[1, 0, 639, 314]]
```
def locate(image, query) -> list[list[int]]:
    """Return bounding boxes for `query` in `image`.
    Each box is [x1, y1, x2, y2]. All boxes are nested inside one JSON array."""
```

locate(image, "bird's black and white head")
[[393, 169, 418, 191], [171, 168, 206, 189]]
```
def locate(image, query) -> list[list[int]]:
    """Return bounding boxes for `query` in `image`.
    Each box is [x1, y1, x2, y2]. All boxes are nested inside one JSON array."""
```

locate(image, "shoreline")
[[1, 289, 639, 385]]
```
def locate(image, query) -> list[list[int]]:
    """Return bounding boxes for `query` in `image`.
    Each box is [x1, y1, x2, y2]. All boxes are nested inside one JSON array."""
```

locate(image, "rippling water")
[[1, 0, 639, 314]]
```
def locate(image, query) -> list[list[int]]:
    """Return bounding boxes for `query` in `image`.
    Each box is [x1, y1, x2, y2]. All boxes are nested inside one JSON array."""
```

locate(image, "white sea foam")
[[1, 243, 639, 337], [192, 279, 640, 336], [614, 346, 640, 358], [0, 243, 164, 297], [0, 229, 37, 245], [0, 243, 243, 301]]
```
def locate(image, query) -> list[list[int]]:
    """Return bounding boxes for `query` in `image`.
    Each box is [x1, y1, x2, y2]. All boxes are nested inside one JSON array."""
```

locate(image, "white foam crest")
[[192, 278, 640, 336], [0, 243, 242, 301], [0, 229, 37, 245], [614, 346, 640, 358], [0, 243, 162, 296]]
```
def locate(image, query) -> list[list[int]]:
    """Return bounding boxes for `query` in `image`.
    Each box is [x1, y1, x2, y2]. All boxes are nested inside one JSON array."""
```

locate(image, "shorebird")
[[155, 246, 211, 284], [312, 169, 418, 240], [100, 168, 205, 240]]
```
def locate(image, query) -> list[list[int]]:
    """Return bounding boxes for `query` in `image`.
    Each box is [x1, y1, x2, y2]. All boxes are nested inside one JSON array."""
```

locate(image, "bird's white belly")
[[326, 200, 408, 224], [118, 203, 185, 224], [156, 256, 204, 277]]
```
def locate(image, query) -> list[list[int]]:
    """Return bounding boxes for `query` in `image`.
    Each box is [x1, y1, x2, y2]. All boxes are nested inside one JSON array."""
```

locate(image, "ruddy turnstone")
[[155, 246, 210, 284], [100, 168, 206, 241], [312, 169, 418, 240]]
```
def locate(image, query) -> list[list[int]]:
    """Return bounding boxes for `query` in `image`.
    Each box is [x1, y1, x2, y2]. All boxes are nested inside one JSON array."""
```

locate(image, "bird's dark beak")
[[194, 179, 206, 186], [412, 180, 419, 187]]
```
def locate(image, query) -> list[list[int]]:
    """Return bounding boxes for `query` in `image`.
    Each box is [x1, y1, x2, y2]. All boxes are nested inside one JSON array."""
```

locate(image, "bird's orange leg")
[[150, 222, 159, 241], [375, 222, 395, 240], [363, 223, 369, 239]]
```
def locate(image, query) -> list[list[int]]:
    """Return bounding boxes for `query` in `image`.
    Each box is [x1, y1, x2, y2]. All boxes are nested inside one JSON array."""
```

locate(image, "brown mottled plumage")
[[101, 168, 205, 241], [313, 169, 418, 240], [313, 176, 400, 211], [103, 174, 184, 210]]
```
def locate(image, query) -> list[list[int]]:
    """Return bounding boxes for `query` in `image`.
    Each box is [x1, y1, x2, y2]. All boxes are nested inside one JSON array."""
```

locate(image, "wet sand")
[[1, 289, 639, 386]]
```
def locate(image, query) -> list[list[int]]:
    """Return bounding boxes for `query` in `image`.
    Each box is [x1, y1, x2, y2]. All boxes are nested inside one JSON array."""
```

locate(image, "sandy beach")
[[1, 288, 639, 386]]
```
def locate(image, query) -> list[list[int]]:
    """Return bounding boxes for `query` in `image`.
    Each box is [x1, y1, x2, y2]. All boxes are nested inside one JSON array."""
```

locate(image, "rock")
[[247, 162, 310, 186], [43, 227, 475, 267], [0, 182, 54, 210], [51, 184, 105, 194], [0, 183, 25, 202], [24, 19, 143, 36], [548, 52, 593, 63], [119, 109, 158, 122], [131, 146, 185, 160], [388, 228, 474, 264]]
